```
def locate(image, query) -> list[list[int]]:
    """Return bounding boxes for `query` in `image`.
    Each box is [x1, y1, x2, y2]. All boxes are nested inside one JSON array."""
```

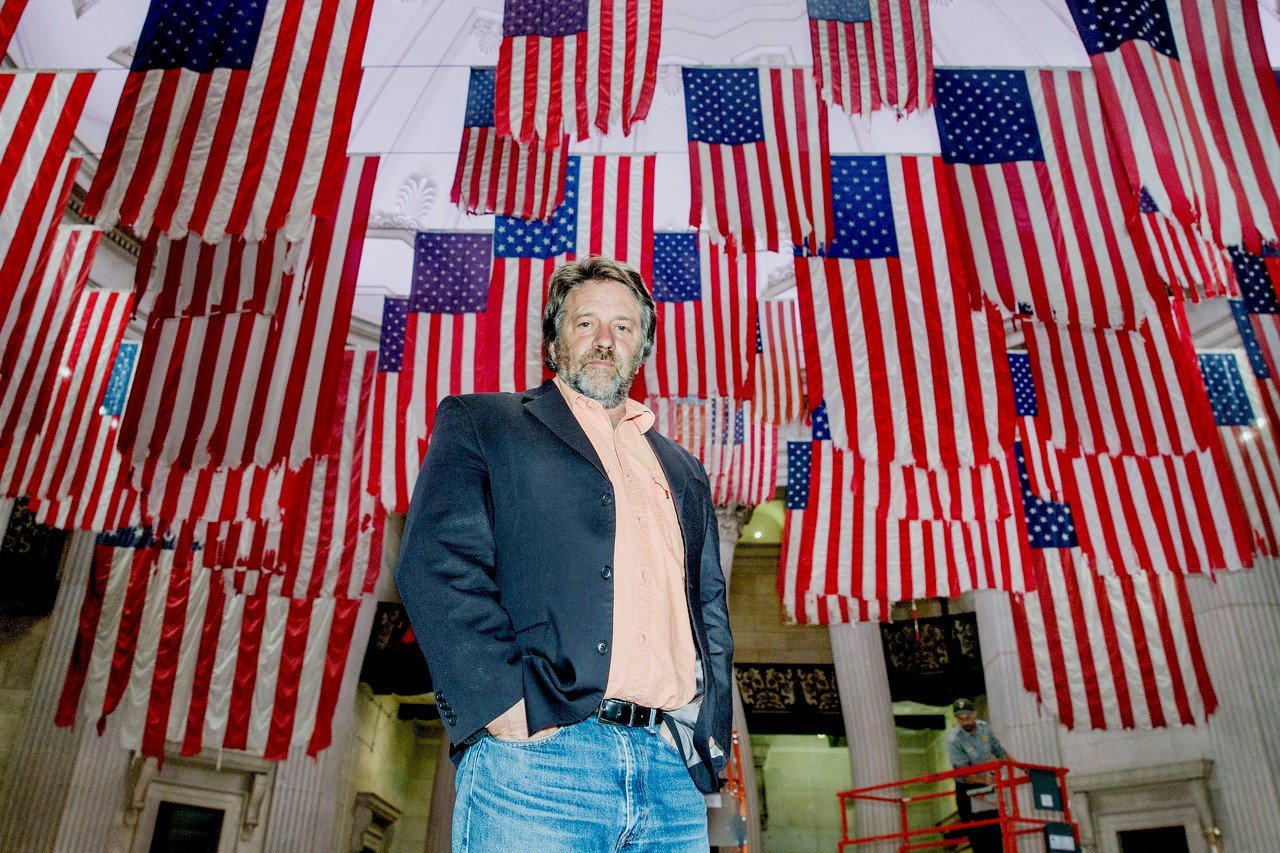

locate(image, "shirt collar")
[[554, 374, 654, 432]]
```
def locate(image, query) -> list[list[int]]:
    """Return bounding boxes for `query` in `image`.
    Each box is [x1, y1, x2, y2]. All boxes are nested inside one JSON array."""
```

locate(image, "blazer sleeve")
[[699, 498, 735, 757], [394, 395, 524, 744]]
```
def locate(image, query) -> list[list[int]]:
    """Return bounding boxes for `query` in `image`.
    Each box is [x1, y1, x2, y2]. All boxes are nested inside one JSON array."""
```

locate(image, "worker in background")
[[946, 697, 1012, 853]]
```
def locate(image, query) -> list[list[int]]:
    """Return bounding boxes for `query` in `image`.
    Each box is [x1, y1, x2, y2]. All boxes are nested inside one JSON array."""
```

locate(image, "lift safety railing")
[[837, 759, 1079, 852]]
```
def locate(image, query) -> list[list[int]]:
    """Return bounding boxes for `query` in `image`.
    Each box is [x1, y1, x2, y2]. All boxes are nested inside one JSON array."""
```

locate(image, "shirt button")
[[640, 573, 650, 584], [596, 641, 608, 655], [601, 565, 612, 579], [601, 493, 612, 506], [638, 634, 647, 646]]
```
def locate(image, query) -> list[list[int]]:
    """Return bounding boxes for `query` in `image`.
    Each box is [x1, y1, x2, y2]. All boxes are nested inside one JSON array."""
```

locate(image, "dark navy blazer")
[[394, 379, 734, 793]]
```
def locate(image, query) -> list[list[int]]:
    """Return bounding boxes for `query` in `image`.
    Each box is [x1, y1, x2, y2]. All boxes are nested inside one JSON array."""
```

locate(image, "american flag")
[[55, 539, 368, 760], [1020, 304, 1217, 457], [1199, 349, 1280, 559], [134, 230, 289, 318], [754, 300, 806, 425], [483, 153, 654, 392], [81, 0, 373, 243], [495, 0, 662, 144], [0, 227, 101, 447], [371, 233, 490, 514], [1010, 549, 1217, 731], [0, 73, 91, 304], [1137, 187, 1238, 304], [807, 0, 932, 116], [118, 156, 378, 472], [683, 66, 833, 253], [0, 287, 133, 512], [1063, 0, 1280, 252], [644, 232, 757, 401], [935, 67, 1160, 330], [0, 0, 29, 54], [649, 398, 776, 507], [794, 155, 1015, 469], [1229, 247, 1280, 382], [453, 67, 568, 221]]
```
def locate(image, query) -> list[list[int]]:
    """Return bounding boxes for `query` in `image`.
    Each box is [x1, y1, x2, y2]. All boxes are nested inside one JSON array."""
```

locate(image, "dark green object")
[[1043, 821, 1079, 853], [1030, 768, 1064, 812]]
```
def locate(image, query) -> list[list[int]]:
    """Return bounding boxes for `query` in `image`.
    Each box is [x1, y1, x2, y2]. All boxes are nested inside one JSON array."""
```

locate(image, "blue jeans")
[[452, 716, 709, 852]]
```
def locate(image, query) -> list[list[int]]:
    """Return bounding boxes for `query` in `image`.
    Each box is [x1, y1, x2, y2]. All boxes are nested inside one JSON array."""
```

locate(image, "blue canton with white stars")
[[1015, 443, 1079, 549], [503, 0, 588, 38], [806, 0, 872, 23], [786, 441, 812, 509], [935, 69, 1046, 166], [1229, 300, 1271, 379], [755, 315, 764, 354], [811, 400, 832, 440], [465, 68, 496, 128], [652, 233, 702, 302], [410, 232, 492, 314], [733, 405, 746, 446], [1198, 353, 1257, 427], [377, 298, 410, 373], [97, 526, 183, 550], [494, 156, 579, 259], [826, 155, 899, 259], [1063, 0, 1178, 59], [133, 0, 269, 73], [99, 342, 139, 417], [682, 67, 766, 146], [1007, 352, 1037, 417], [1229, 247, 1280, 314], [1137, 186, 1160, 214]]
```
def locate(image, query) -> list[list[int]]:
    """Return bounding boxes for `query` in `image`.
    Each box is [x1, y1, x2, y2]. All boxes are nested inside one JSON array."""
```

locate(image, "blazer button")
[[601, 565, 612, 579], [601, 493, 612, 506], [596, 641, 608, 655]]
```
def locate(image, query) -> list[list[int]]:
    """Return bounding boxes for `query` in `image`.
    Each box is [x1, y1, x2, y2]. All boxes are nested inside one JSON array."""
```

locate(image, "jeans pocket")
[[488, 725, 567, 747]]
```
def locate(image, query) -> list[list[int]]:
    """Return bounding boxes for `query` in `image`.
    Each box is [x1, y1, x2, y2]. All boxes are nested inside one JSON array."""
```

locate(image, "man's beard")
[[559, 342, 643, 409]]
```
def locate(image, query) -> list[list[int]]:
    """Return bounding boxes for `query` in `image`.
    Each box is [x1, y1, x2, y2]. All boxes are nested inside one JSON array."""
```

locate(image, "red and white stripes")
[[452, 126, 568, 221], [808, 0, 932, 116]]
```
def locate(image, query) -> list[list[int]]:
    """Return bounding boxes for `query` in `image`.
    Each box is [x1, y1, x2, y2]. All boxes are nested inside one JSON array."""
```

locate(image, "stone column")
[[972, 591, 1062, 766], [715, 503, 761, 853], [423, 735, 455, 853], [1186, 564, 1280, 851], [0, 532, 104, 852]]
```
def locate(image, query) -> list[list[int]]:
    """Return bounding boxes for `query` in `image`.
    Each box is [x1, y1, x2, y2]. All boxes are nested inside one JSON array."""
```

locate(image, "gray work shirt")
[[946, 719, 1007, 768]]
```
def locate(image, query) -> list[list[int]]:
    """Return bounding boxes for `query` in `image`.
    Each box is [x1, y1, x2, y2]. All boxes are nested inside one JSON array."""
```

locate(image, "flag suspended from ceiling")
[[1063, 0, 1280, 253], [1137, 187, 1238, 304], [644, 232, 757, 402], [753, 299, 806, 426], [794, 155, 1015, 469], [935, 67, 1160, 329], [372, 233, 491, 514], [0, 0, 29, 54], [495, 0, 663, 144], [806, 0, 932, 116], [649, 398, 777, 508], [453, 67, 568, 221], [683, 66, 833, 253], [82, 0, 373, 243], [484, 153, 654, 393]]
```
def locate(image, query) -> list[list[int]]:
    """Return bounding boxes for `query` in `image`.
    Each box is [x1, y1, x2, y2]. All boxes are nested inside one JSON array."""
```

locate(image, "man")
[[946, 697, 1012, 853], [395, 256, 733, 852]]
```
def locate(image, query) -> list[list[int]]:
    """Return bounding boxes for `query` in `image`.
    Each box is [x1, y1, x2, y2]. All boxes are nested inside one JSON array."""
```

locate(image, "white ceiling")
[[10, 0, 1280, 331]]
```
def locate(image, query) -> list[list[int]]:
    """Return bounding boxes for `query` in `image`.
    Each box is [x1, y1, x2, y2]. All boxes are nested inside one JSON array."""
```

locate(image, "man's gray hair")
[[541, 256, 657, 372]]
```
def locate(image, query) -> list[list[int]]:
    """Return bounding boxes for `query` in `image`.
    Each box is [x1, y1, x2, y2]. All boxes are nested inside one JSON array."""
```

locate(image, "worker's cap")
[[952, 698, 976, 715]]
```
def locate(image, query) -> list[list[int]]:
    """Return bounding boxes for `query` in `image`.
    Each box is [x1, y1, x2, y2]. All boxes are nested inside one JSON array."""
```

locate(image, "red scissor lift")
[[837, 759, 1080, 852]]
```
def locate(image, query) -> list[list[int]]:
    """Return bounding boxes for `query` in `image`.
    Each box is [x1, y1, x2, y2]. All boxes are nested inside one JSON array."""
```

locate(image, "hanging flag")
[[1198, 350, 1280, 559], [133, 231, 290, 318], [118, 156, 378, 472], [1020, 305, 1217, 457], [0, 227, 101, 447], [1010, 549, 1217, 731], [754, 300, 806, 425], [712, 400, 777, 508], [453, 67, 568, 221], [644, 232, 757, 401], [794, 155, 1014, 469], [483, 153, 654, 392], [81, 0, 373, 243], [807, 0, 932, 116], [0, 0, 29, 54], [1137, 188, 1237, 304], [1063, 0, 1280, 252], [935, 67, 1160, 329], [495, 0, 663, 144], [0, 72, 92, 305], [683, 66, 833, 252], [371, 233, 491, 513]]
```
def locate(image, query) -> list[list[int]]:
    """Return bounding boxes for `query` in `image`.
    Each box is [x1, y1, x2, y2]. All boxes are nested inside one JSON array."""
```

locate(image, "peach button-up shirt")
[[554, 376, 697, 710]]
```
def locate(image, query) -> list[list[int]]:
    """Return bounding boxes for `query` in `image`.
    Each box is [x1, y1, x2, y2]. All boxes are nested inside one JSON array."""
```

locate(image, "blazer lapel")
[[523, 380, 609, 480]]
